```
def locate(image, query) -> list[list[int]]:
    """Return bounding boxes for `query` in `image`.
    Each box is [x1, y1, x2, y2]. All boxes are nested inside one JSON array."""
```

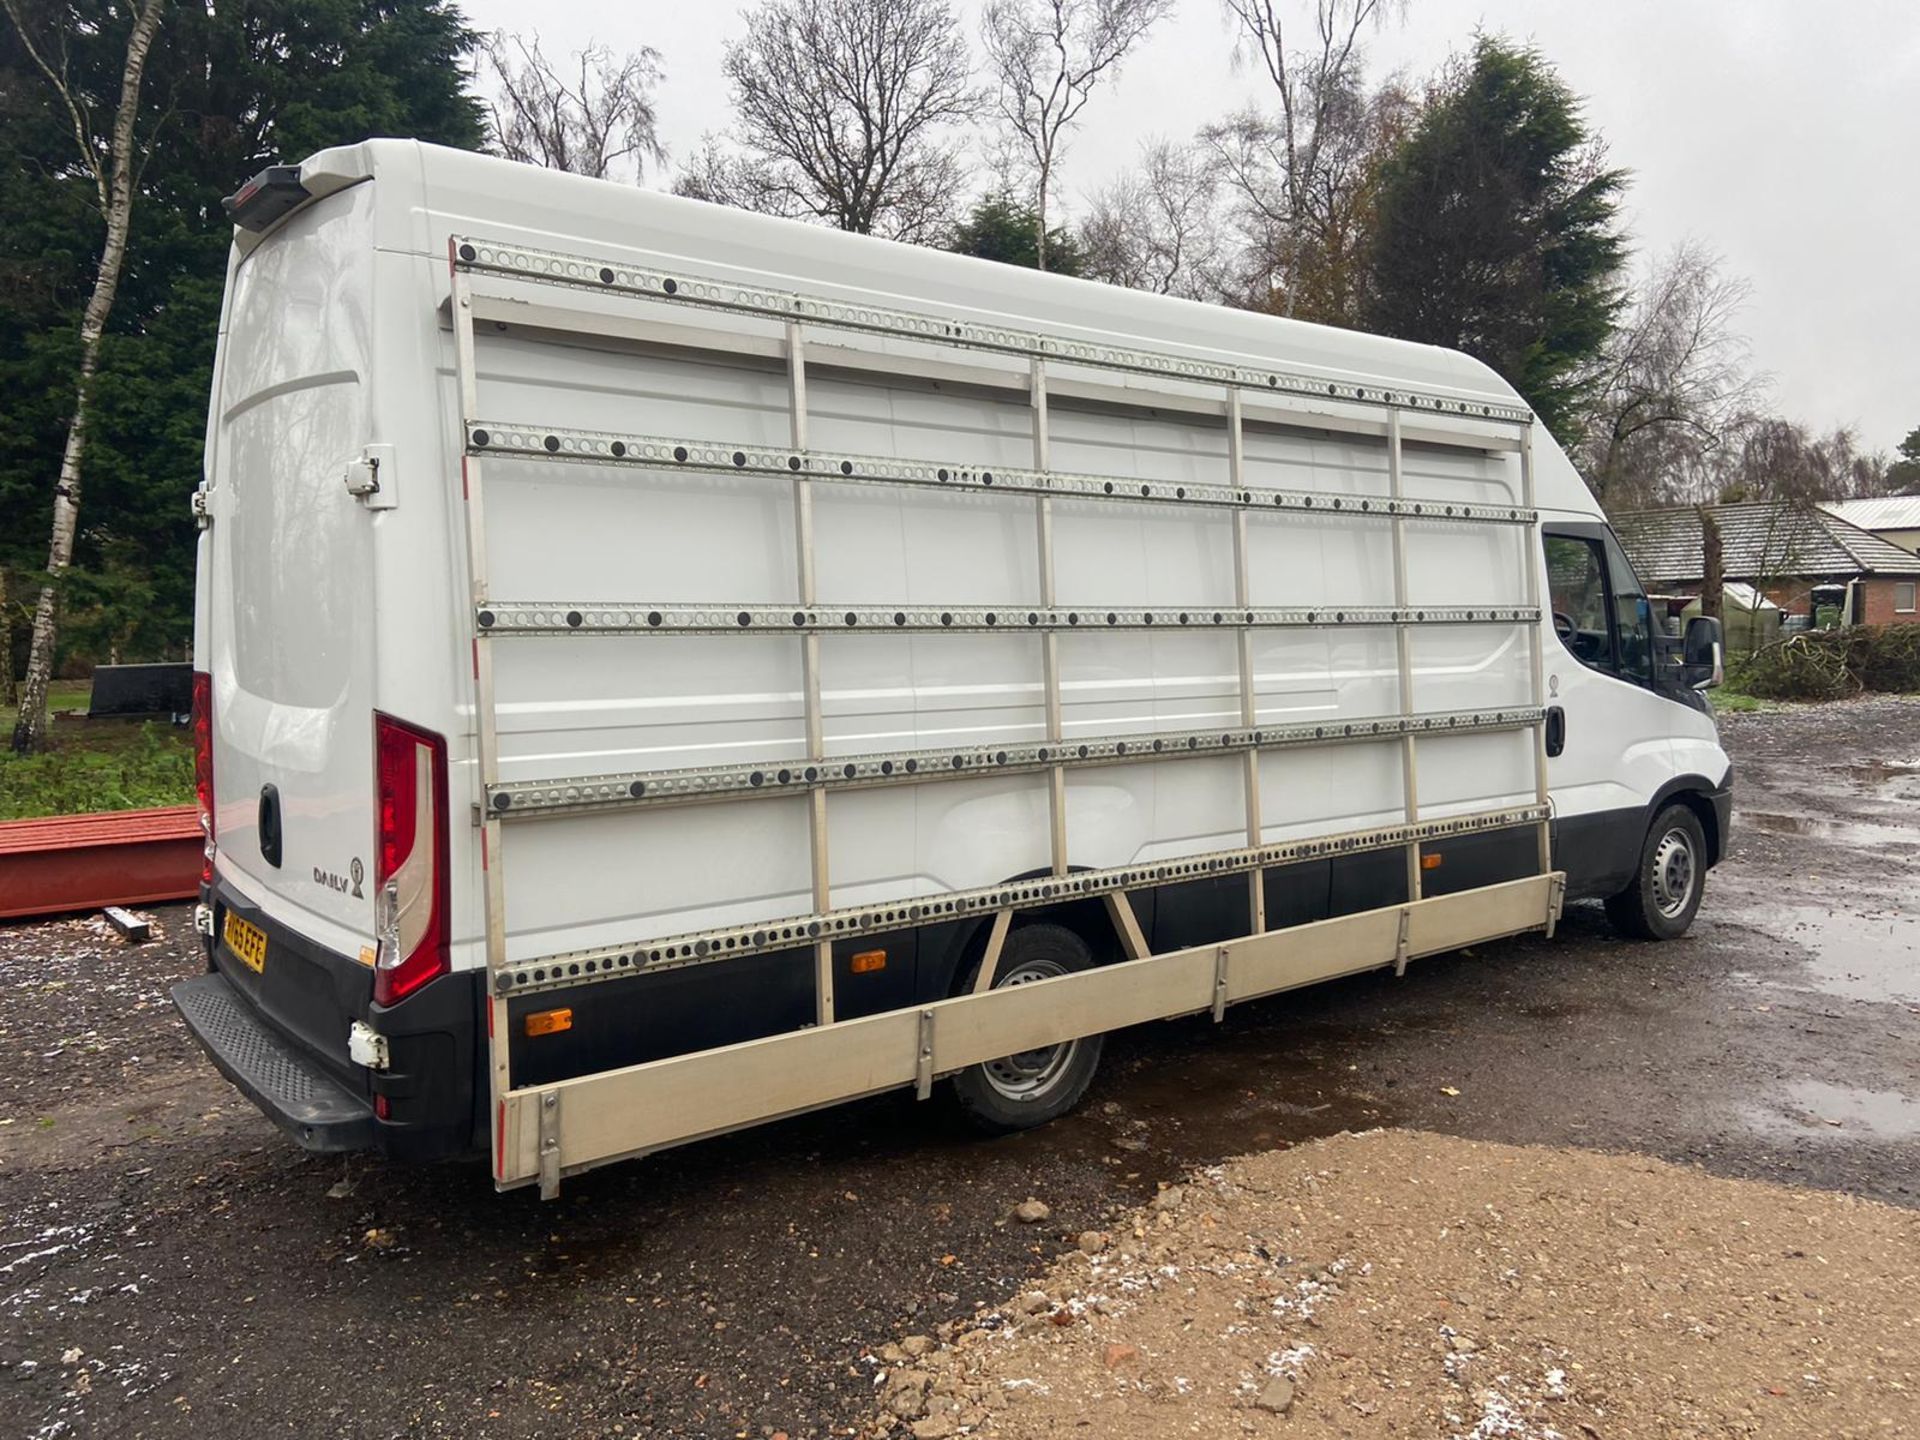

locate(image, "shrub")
[[1735, 626, 1920, 702], [0, 722, 194, 820]]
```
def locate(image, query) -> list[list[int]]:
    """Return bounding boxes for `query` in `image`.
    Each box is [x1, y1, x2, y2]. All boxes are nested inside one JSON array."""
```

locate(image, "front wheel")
[[1604, 804, 1707, 940], [947, 923, 1104, 1134]]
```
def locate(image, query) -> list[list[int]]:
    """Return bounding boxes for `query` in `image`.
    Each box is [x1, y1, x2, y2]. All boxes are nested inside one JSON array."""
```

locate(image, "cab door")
[[1540, 522, 1678, 898]]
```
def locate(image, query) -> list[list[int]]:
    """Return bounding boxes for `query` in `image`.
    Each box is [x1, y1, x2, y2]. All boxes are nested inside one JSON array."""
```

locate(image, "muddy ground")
[[1, 697, 1915, 1439]]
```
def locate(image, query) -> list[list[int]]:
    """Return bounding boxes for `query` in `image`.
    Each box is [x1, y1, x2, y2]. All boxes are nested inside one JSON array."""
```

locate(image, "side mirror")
[[1682, 615, 1723, 690]]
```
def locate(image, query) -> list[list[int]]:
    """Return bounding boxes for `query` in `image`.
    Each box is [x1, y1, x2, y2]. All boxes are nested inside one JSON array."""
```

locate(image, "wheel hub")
[[1651, 827, 1696, 919], [980, 958, 1080, 1101]]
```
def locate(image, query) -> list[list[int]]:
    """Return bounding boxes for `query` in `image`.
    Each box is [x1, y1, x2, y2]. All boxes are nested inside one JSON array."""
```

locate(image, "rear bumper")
[[172, 971, 375, 1151], [183, 875, 486, 1161]]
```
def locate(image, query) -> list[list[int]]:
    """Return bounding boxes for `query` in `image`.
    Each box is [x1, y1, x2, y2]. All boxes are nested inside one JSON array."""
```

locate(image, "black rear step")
[[173, 972, 373, 1151]]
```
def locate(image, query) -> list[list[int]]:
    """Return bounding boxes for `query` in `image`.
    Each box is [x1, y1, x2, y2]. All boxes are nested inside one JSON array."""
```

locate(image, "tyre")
[[1604, 804, 1708, 940], [948, 923, 1105, 1134]]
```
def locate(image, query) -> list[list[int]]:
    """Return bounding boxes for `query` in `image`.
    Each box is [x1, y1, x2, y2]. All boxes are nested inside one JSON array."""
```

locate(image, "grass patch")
[[1709, 689, 1770, 714], [0, 680, 195, 820]]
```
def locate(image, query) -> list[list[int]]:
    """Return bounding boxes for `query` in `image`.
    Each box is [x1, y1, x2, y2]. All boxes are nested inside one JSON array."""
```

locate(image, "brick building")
[[1613, 501, 1920, 627]]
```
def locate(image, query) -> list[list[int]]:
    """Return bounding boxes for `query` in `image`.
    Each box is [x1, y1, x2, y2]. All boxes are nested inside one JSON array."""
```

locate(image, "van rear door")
[[204, 181, 379, 1061]]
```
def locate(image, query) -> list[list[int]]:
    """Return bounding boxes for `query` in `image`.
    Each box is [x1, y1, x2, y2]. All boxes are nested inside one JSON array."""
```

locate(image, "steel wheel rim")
[[981, 957, 1079, 1100], [1651, 827, 1696, 919]]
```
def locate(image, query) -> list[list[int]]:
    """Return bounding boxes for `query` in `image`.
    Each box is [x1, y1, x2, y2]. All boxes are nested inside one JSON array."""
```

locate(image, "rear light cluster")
[[191, 671, 214, 885], [373, 713, 450, 1007]]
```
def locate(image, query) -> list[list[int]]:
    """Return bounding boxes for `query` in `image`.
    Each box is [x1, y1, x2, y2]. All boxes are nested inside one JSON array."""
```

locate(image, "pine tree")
[[1, 0, 485, 740], [948, 193, 1085, 275], [1363, 36, 1627, 440]]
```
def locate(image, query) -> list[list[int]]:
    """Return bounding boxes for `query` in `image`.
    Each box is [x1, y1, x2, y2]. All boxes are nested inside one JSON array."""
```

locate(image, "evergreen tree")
[[1, 1, 485, 681], [1887, 427, 1920, 495], [1363, 36, 1627, 440], [948, 192, 1084, 276]]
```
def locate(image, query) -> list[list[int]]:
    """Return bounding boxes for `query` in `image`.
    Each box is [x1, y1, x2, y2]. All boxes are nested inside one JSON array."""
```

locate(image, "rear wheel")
[[1604, 804, 1707, 940], [948, 924, 1104, 1134]]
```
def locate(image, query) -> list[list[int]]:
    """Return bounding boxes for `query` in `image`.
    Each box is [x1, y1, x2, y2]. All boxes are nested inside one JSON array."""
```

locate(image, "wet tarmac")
[[1, 695, 1916, 1438]]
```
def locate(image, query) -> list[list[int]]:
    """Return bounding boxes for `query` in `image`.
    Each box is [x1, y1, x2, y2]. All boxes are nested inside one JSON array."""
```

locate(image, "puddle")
[[1827, 759, 1920, 799], [1745, 1079, 1920, 1141], [1738, 810, 1918, 851], [1728, 903, 1920, 1005]]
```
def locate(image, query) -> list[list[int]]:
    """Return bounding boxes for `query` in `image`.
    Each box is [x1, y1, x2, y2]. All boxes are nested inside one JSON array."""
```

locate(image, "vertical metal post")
[[1519, 424, 1553, 875], [1032, 358, 1068, 876], [1386, 409, 1421, 901], [789, 322, 834, 1025], [1227, 391, 1265, 932], [449, 250, 514, 1183]]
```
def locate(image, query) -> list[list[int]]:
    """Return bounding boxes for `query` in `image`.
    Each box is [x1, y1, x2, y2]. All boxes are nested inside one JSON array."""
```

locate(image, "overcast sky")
[[464, 0, 1918, 452]]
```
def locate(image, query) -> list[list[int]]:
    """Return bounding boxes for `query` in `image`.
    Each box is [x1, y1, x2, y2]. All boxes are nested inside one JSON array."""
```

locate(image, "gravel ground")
[[1, 697, 1915, 1439], [870, 1129, 1920, 1440]]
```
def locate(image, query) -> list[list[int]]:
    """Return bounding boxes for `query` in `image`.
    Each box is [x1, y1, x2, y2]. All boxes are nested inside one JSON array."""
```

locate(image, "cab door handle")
[[1545, 706, 1566, 758]]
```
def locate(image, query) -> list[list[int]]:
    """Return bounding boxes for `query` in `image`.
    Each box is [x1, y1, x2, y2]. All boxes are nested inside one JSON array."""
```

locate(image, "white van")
[[174, 142, 1731, 1194]]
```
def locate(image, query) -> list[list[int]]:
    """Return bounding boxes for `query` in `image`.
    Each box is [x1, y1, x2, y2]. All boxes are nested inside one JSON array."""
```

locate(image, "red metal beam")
[[0, 805, 201, 919]]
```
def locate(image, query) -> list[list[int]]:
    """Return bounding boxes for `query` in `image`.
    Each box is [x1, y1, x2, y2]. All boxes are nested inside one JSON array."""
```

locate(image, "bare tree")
[[1578, 243, 1763, 508], [981, 0, 1174, 270], [1078, 140, 1231, 300], [684, 0, 975, 241], [1206, 0, 1404, 315], [479, 33, 666, 183], [1719, 420, 1887, 506], [5, 0, 166, 754]]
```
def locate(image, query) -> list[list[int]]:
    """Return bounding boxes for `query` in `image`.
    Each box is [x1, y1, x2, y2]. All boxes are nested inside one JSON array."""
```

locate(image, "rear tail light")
[[191, 671, 214, 885], [372, 713, 449, 1006]]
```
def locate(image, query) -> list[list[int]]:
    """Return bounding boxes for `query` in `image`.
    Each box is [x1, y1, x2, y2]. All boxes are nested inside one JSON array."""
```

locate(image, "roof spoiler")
[[222, 164, 311, 233]]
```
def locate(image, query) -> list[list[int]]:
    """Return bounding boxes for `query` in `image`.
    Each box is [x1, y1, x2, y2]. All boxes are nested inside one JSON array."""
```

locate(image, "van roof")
[[267, 139, 1528, 424]]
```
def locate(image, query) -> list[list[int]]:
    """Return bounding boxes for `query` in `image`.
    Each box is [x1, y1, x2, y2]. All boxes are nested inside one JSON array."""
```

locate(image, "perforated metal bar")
[[1387, 409, 1422, 901], [448, 243, 515, 1181], [491, 803, 1551, 998], [1032, 358, 1068, 877], [786, 322, 834, 1026], [1520, 426, 1554, 874], [486, 708, 1545, 817], [461, 422, 1538, 526], [1227, 390, 1265, 933], [473, 602, 1540, 636], [451, 236, 1535, 426]]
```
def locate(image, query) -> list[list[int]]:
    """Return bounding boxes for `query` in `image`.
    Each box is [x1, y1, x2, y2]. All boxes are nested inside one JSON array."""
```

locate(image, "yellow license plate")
[[224, 911, 268, 974]]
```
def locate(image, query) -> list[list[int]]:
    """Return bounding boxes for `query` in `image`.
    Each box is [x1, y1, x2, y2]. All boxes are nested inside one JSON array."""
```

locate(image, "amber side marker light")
[[525, 1008, 573, 1037], [850, 949, 887, 974], [1421, 853, 1445, 870]]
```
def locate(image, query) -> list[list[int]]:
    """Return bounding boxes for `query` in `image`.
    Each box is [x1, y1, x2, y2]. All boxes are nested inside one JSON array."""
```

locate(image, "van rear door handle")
[[1544, 706, 1566, 758], [258, 784, 283, 868]]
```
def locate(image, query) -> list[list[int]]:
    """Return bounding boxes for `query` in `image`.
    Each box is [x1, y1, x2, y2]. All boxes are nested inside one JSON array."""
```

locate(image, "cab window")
[[1602, 532, 1654, 684], [1545, 534, 1611, 668], [1545, 528, 1654, 686]]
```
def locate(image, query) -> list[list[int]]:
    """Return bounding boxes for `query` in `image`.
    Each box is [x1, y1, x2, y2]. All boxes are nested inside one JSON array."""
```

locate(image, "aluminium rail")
[[444, 234, 1560, 1193]]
